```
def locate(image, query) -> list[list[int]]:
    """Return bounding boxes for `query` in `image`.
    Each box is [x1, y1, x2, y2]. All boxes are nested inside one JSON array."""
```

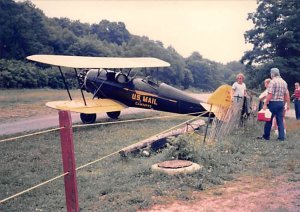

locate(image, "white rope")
[[0, 112, 208, 204], [0, 172, 68, 204], [0, 127, 63, 143], [72, 111, 206, 128], [76, 112, 207, 171], [0, 112, 204, 144]]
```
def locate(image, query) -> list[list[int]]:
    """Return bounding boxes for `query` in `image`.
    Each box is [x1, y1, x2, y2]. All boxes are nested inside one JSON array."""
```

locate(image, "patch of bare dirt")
[[145, 175, 300, 211], [0, 104, 55, 122]]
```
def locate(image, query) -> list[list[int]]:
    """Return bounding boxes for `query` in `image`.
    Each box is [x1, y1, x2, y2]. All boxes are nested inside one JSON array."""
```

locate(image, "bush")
[[0, 59, 76, 89]]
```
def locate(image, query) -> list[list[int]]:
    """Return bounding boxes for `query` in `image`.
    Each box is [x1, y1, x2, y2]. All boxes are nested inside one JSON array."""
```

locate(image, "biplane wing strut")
[[73, 68, 87, 105], [57, 66, 72, 101], [57, 66, 87, 106], [26, 54, 170, 116]]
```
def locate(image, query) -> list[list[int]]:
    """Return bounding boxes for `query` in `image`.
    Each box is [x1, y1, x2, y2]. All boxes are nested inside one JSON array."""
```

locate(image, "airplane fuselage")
[[84, 69, 208, 116]]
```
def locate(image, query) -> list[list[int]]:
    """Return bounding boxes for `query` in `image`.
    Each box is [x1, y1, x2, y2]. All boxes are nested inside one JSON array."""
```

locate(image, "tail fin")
[[207, 85, 232, 108], [200, 85, 233, 121]]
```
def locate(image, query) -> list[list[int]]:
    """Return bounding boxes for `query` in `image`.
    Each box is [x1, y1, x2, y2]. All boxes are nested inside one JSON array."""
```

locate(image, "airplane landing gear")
[[107, 111, 121, 119], [80, 113, 97, 124]]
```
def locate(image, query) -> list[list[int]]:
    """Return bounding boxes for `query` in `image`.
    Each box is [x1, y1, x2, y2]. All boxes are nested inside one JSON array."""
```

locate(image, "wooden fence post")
[[59, 110, 79, 212]]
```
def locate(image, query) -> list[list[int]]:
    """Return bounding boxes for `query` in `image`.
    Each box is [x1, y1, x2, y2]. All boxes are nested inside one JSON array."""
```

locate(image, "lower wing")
[[46, 99, 126, 114]]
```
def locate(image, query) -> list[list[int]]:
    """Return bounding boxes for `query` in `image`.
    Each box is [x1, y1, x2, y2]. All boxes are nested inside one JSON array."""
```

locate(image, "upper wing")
[[27, 55, 170, 69], [46, 99, 127, 114]]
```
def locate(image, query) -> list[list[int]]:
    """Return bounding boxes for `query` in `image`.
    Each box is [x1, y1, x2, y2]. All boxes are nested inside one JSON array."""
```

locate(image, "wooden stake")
[[59, 110, 79, 212], [203, 104, 212, 144]]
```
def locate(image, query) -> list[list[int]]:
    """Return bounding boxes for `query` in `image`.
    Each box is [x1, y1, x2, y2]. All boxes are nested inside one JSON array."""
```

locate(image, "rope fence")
[[0, 111, 204, 144], [0, 127, 63, 143], [76, 112, 206, 171], [72, 111, 205, 128], [0, 172, 68, 204], [0, 111, 207, 206]]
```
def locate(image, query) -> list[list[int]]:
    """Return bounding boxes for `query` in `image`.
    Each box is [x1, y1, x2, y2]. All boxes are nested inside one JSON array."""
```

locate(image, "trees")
[[91, 20, 130, 45], [0, 0, 51, 59], [0, 59, 78, 89], [0, 0, 243, 90], [185, 52, 226, 91], [242, 0, 300, 89]]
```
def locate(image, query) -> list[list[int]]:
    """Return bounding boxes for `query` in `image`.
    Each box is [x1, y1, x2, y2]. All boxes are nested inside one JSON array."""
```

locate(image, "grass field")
[[0, 89, 300, 211], [0, 89, 81, 122]]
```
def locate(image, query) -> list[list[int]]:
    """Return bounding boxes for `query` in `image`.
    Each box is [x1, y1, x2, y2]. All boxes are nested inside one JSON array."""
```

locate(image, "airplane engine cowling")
[[84, 69, 109, 97]]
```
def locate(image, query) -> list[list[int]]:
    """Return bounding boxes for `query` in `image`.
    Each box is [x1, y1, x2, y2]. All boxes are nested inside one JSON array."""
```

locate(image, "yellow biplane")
[[27, 55, 232, 123]]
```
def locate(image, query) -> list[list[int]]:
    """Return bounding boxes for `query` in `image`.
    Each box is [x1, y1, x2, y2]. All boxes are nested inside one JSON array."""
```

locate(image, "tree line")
[[0, 0, 243, 90], [242, 0, 300, 91], [2, 0, 298, 92]]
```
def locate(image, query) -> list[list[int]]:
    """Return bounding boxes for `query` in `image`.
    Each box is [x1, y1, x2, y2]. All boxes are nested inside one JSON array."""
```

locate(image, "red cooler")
[[257, 109, 272, 122]]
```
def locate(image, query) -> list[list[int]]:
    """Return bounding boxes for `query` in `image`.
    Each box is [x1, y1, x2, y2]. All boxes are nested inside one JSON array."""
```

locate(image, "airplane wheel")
[[80, 113, 96, 124], [107, 111, 121, 119]]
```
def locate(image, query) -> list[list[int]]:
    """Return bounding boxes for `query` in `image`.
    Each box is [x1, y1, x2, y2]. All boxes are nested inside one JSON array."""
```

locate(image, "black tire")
[[80, 113, 97, 124], [107, 111, 121, 119]]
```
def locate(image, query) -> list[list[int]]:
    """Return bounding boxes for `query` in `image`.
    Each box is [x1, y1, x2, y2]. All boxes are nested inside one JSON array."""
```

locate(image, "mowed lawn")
[[0, 89, 81, 122], [0, 89, 300, 211]]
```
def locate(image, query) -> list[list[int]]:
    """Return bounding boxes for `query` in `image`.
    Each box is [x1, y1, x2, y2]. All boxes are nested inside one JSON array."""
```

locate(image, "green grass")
[[0, 112, 194, 211], [1, 89, 300, 211], [1, 115, 300, 211], [0, 89, 81, 122]]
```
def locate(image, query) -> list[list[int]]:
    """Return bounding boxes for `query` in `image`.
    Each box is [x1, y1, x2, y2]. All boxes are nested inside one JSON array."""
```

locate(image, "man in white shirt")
[[232, 73, 247, 103]]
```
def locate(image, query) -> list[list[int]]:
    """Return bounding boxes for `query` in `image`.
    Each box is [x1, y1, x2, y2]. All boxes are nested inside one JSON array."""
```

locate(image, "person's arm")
[[259, 90, 266, 101], [284, 90, 290, 111], [263, 93, 272, 110], [244, 84, 248, 97], [231, 83, 236, 100], [295, 89, 300, 99], [263, 80, 274, 109]]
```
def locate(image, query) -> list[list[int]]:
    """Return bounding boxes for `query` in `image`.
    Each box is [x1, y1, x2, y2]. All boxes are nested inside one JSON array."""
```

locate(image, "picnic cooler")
[[257, 109, 272, 122]]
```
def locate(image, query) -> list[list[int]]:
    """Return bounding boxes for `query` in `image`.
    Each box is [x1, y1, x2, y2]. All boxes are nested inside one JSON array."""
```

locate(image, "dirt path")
[[0, 107, 149, 136], [146, 175, 300, 211], [0, 93, 296, 136], [0, 93, 208, 136]]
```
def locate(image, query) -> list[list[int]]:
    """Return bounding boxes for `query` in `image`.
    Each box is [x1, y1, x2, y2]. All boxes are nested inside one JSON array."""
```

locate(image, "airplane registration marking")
[[135, 102, 153, 108], [132, 94, 158, 105]]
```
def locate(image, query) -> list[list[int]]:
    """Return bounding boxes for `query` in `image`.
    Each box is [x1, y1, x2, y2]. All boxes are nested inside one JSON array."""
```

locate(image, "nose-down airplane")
[[27, 55, 232, 124]]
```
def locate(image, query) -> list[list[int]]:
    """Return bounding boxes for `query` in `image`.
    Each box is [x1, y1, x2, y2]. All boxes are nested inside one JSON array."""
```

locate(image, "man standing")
[[258, 68, 290, 141], [232, 73, 247, 103], [292, 82, 300, 120]]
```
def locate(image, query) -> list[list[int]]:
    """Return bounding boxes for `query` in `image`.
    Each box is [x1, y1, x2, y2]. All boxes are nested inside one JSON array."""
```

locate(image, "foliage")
[[166, 134, 198, 161], [91, 20, 130, 45], [185, 52, 247, 90], [0, 0, 244, 90], [242, 0, 300, 90], [0, 59, 77, 89], [0, 0, 52, 59]]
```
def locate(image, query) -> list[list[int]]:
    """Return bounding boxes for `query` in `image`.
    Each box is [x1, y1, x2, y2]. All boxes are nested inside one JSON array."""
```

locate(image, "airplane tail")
[[207, 84, 232, 107], [200, 85, 233, 121]]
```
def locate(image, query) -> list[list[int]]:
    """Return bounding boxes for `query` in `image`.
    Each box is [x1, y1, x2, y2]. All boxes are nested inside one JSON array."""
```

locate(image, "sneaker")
[[256, 136, 269, 141]]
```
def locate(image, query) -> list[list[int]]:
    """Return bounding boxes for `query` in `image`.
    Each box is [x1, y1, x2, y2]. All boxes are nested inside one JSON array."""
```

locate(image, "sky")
[[29, 0, 258, 64]]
